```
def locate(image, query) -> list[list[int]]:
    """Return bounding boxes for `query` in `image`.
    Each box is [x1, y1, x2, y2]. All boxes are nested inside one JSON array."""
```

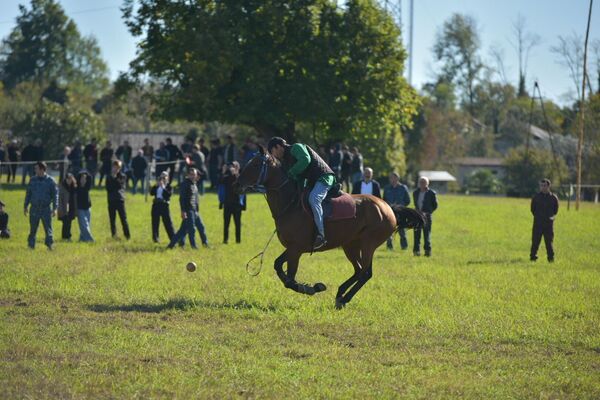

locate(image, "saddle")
[[301, 183, 356, 221]]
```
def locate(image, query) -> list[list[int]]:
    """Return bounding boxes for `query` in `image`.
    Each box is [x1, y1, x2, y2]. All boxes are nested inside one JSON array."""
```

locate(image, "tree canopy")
[[0, 0, 110, 97]]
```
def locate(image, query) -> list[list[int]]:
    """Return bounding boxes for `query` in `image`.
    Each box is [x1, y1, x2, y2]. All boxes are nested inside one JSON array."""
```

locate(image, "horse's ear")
[[258, 144, 266, 155]]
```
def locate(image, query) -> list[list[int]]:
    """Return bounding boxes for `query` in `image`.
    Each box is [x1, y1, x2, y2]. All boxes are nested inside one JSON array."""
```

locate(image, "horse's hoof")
[[335, 297, 346, 310], [314, 282, 327, 293]]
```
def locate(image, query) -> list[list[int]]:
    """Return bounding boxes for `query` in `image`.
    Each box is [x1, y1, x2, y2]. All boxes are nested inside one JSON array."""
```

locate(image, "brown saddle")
[[301, 184, 356, 221]]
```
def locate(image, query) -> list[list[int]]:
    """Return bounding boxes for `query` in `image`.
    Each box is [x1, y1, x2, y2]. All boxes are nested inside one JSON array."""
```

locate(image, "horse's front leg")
[[279, 249, 326, 296]]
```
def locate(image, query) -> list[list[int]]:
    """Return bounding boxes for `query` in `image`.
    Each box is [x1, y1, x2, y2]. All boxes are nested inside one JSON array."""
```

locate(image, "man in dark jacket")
[[219, 162, 246, 244], [98, 141, 114, 186], [0, 200, 10, 238], [105, 160, 130, 239], [384, 172, 411, 250], [131, 149, 148, 194], [413, 176, 438, 257], [530, 178, 559, 262], [24, 162, 58, 249], [83, 139, 98, 185], [20, 140, 35, 185], [164, 137, 182, 183], [167, 168, 208, 249], [150, 171, 175, 243], [268, 137, 336, 250], [352, 167, 381, 198]]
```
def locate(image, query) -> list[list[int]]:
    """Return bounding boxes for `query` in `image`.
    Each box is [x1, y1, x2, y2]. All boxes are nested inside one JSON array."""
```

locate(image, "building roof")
[[419, 170, 457, 182], [455, 157, 505, 167]]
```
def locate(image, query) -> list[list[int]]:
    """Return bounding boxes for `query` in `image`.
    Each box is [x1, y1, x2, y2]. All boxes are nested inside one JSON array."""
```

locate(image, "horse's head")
[[235, 144, 281, 194]]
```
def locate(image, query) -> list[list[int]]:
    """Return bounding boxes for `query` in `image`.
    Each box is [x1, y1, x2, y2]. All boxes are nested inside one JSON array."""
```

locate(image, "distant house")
[[418, 170, 457, 193], [454, 157, 506, 187]]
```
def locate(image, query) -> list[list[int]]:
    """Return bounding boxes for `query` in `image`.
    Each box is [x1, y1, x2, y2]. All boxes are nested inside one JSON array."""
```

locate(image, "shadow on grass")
[[87, 298, 278, 313], [466, 258, 525, 265]]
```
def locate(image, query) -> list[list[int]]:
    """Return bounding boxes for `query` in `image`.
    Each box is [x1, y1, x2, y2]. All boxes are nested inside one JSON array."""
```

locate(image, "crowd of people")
[[0, 135, 559, 262]]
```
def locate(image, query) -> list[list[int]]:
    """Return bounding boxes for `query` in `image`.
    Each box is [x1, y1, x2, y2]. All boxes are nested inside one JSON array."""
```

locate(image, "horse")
[[236, 146, 426, 309]]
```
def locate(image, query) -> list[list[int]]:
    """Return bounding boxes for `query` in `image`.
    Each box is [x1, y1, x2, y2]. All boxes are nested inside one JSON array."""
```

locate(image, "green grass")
[[0, 184, 599, 399]]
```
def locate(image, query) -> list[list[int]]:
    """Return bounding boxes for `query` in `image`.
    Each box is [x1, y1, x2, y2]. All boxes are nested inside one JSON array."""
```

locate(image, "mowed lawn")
[[0, 184, 599, 399]]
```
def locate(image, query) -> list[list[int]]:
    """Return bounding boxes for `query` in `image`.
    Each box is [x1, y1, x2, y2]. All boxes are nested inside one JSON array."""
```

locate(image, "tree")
[[122, 0, 418, 173], [0, 0, 109, 97], [504, 147, 567, 197], [510, 15, 540, 97], [432, 13, 483, 115], [551, 33, 588, 100], [13, 99, 105, 158]]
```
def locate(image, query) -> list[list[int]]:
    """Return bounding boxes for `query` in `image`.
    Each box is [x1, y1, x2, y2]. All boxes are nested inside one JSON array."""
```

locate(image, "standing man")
[[207, 139, 223, 190], [154, 141, 169, 178], [130, 149, 148, 194], [24, 162, 58, 250], [350, 147, 363, 185], [68, 140, 83, 175], [167, 168, 206, 249], [223, 135, 239, 165], [268, 137, 335, 250], [20, 140, 35, 185], [413, 177, 437, 257], [7, 140, 19, 183], [164, 138, 182, 184], [98, 141, 114, 186], [106, 160, 130, 239], [352, 167, 381, 198], [530, 178, 559, 262], [150, 171, 175, 243], [142, 138, 154, 162], [328, 143, 344, 183], [219, 162, 246, 244], [83, 138, 98, 185], [384, 172, 411, 250]]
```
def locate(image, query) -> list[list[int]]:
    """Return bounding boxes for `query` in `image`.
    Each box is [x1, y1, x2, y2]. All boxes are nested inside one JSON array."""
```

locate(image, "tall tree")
[[432, 13, 482, 115], [510, 15, 540, 98], [122, 0, 417, 142], [0, 0, 109, 97]]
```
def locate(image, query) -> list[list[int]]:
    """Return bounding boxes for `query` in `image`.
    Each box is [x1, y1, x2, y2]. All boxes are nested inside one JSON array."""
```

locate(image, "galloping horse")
[[237, 146, 425, 308]]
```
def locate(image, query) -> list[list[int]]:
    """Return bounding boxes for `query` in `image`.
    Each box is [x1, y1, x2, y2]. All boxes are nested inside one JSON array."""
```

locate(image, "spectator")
[[384, 172, 411, 250], [76, 170, 94, 242], [223, 135, 239, 164], [150, 171, 175, 243], [413, 177, 438, 257], [116, 140, 133, 187], [154, 141, 170, 178], [180, 137, 194, 184], [0, 200, 10, 239], [32, 138, 44, 162], [60, 146, 71, 183], [350, 147, 363, 185], [352, 167, 381, 198], [164, 137, 182, 183], [83, 138, 98, 185], [219, 162, 246, 244], [131, 149, 149, 194], [57, 173, 77, 241], [341, 145, 352, 192], [241, 138, 258, 168], [167, 168, 208, 249], [0, 139, 5, 182], [21, 140, 35, 185], [198, 137, 210, 160], [24, 161, 58, 250], [98, 141, 114, 186], [106, 160, 130, 240], [208, 139, 223, 190], [328, 143, 344, 182], [190, 144, 208, 195], [68, 140, 83, 175], [6, 140, 19, 183], [142, 138, 154, 162], [530, 178, 559, 262]]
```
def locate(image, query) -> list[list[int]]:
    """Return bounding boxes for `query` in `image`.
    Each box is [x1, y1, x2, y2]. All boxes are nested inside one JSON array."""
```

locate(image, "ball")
[[186, 262, 197, 272]]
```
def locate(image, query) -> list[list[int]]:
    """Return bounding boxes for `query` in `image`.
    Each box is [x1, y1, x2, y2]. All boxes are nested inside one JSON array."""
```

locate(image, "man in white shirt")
[[352, 167, 381, 198]]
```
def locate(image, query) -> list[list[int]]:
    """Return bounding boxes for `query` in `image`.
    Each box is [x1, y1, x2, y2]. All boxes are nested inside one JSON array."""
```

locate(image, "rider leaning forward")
[[267, 137, 335, 250]]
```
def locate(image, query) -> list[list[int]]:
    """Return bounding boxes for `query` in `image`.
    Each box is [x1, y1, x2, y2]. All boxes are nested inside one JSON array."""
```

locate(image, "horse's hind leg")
[[336, 243, 362, 308], [274, 250, 288, 285], [337, 246, 375, 308]]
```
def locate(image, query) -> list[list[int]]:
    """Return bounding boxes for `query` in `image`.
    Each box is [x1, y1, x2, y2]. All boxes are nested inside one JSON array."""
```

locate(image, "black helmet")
[[267, 137, 286, 153]]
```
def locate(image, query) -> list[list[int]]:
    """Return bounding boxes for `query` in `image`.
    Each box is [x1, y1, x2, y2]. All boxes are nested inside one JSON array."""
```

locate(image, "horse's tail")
[[391, 205, 426, 231]]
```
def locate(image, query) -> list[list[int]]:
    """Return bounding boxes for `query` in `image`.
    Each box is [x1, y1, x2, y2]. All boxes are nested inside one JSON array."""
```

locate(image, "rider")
[[267, 137, 335, 250]]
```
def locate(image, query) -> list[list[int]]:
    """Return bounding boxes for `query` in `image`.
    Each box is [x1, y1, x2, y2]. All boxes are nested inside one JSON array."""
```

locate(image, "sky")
[[0, 0, 598, 106]]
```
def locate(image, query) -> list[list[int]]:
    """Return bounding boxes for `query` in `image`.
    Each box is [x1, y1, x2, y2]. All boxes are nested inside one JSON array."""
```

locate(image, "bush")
[[465, 169, 503, 194], [504, 147, 568, 197]]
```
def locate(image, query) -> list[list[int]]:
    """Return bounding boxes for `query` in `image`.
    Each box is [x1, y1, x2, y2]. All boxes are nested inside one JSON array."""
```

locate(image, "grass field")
[[0, 184, 599, 399]]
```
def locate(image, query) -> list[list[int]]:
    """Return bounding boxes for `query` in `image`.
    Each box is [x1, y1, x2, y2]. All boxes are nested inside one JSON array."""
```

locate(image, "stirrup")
[[313, 235, 327, 250]]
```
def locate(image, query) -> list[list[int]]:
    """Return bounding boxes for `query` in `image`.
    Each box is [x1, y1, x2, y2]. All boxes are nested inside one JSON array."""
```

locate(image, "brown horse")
[[237, 146, 425, 308]]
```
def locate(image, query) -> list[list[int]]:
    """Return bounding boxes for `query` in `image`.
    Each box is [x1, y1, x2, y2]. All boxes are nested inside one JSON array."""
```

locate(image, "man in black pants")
[[219, 162, 246, 244], [413, 176, 438, 257], [530, 178, 559, 262], [105, 160, 130, 239], [150, 171, 175, 243]]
